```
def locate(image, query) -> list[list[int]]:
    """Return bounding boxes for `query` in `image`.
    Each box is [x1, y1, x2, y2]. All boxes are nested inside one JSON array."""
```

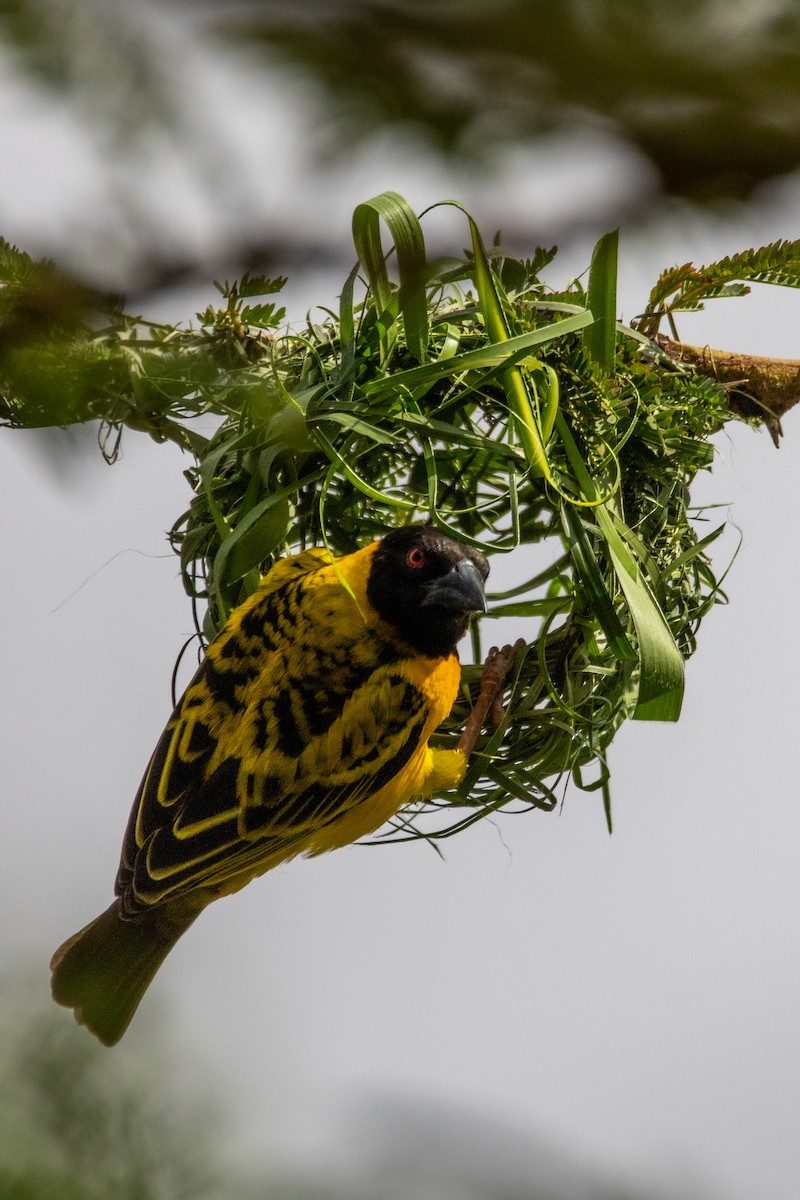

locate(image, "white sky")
[[2, 12, 800, 1199]]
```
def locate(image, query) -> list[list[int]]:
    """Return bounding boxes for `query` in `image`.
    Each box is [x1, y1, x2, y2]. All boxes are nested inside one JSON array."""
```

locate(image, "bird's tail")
[[50, 899, 200, 1046]]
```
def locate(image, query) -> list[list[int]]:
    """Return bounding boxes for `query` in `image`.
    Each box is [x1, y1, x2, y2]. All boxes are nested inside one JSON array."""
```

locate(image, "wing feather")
[[123, 670, 427, 909], [118, 544, 433, 913]]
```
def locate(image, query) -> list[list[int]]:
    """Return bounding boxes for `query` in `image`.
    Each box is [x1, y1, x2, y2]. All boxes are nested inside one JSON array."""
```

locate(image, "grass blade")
[[584, 230, 619, 370], [352, 191, 429, 362], [556, 410, 684, 720]]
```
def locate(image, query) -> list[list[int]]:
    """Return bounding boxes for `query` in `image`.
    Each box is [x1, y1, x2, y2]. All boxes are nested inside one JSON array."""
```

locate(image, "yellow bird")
[[51, 524, 511, 1045]]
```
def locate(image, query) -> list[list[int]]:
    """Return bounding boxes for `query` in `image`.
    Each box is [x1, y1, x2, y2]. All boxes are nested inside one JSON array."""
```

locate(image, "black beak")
[[421, 558, 487, 614]]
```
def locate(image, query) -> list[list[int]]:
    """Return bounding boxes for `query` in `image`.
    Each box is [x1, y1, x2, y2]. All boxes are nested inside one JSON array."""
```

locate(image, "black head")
[[366, 525, 489, 658]]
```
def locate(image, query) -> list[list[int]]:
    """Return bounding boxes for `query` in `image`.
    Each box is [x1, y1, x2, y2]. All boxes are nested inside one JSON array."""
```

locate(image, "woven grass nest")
[[160, 192, 742, 840]]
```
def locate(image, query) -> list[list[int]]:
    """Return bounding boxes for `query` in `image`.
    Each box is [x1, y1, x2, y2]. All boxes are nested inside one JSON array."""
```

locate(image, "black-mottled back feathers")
[[51, 526, 488, 1044]]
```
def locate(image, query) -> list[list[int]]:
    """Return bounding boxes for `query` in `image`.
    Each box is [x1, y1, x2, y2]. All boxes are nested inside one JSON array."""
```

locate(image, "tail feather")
[[50, 899, 200, 1046]]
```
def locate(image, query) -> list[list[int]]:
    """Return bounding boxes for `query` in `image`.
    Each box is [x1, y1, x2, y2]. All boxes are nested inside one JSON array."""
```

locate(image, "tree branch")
[[655, 334, 800, 447]]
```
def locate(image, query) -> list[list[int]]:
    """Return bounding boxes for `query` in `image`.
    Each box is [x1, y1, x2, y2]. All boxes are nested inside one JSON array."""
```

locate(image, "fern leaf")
[[643, 238, 800, 331]]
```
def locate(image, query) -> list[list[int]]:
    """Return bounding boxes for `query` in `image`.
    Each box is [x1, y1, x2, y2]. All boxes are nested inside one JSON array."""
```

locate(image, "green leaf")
[[642, 237, 800, 332], [215, 496, 292, 586], [596, 504, 684, 721], [228, 272, 288, 298], [556, 412, 684, 721], [310, 409, 398, 444], [351, 191, 429, 362], [466, 216, 556, 480], [240, 303, 286, 329], [363, 311, 592, 397], [561, 504, 636, 663], [312, 426, 418, 511], [584, 230, 618, 371]]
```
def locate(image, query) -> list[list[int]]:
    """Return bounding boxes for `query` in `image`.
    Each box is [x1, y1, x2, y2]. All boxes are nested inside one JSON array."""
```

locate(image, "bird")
[[51, 524, 517, 1046]]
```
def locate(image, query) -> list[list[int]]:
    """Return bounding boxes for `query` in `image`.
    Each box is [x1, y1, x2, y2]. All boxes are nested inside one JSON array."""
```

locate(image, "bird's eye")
[[406, 547, 426, 569]]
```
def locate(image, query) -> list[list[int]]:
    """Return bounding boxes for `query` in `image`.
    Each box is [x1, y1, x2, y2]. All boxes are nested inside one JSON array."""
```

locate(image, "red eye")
[[406, 547, 426, 569]]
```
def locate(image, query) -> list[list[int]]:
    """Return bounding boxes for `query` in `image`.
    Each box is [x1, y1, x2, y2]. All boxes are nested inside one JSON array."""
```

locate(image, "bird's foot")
[[458, 639, 526, 757]]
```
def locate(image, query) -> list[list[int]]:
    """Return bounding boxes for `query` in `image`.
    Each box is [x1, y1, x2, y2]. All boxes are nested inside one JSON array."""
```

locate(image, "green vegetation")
[[0, 987, 233, 1199], [3, 194, 798, 836]]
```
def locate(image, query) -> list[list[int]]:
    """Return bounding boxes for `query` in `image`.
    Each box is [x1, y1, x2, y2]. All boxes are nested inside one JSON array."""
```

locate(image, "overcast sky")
[[2, 15, 800, 1199]]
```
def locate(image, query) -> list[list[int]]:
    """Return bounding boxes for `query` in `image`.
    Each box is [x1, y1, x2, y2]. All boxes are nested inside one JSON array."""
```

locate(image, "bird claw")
[[459, 638, 526, 757]]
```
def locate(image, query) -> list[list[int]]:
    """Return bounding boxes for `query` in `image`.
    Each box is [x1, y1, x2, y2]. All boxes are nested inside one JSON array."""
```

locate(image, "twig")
[[655, 334, 800, 446]]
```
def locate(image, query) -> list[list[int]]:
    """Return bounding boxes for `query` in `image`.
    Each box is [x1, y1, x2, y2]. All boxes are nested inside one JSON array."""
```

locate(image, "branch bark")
[[655, 334, 800, 446]]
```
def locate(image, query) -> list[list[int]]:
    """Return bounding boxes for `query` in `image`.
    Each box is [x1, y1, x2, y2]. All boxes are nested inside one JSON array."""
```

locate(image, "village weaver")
[[51, 524, 519, 1045]]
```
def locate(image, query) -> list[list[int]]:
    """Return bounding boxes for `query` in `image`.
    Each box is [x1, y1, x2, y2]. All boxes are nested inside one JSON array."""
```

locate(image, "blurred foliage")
[[221, 0, 800, 200], [4, 193, 793, 835], [0, 981, 254, 1199], [0, 0, 179, 135], [0, 0, 799, 282]]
